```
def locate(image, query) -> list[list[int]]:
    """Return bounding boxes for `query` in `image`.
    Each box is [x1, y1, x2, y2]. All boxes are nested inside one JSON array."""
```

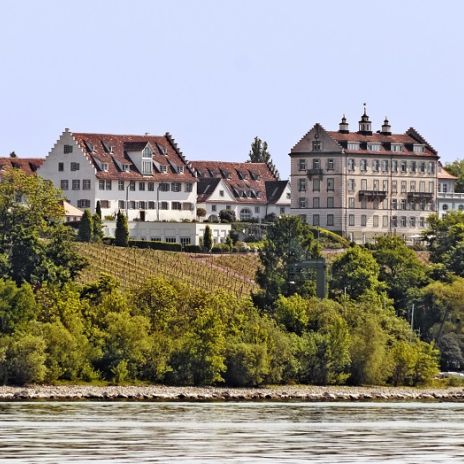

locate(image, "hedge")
[[183, 244, 202, 253], [128, 240, 182, 252]]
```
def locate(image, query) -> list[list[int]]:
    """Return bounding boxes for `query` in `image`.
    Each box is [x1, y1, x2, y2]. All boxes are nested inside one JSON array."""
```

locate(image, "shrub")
[[129, 240, 182, 252], [183, 244, 202, 253], [219, 209, 236, 223]]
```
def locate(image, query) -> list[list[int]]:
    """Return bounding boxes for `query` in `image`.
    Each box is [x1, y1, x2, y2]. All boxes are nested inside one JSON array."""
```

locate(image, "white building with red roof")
[[290, 108, 440, 243], [437, 163, 464, 217], [39, 129, 197, 222], [190, 160, 291, 222]]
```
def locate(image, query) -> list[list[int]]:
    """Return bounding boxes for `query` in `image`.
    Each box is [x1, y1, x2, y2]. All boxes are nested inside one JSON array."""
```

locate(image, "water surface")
[[0, 401, 462, 463]]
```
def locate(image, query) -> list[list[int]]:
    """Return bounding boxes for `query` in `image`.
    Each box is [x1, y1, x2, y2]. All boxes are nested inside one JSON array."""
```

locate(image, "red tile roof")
[[438, 166, 458, 180], [191, 161, 286, 204], [70, 131, 196, 182], [0, 157, 44, 177]]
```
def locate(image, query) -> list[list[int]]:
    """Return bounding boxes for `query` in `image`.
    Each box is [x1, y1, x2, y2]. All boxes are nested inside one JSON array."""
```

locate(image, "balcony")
[[358, 190, 387, 200], [306, 168, 323, 180], [438, 192, 464, 200], [407, 192, 433, 201]]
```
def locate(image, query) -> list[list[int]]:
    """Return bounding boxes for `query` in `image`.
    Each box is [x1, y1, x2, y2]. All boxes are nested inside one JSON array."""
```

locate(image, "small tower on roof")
[[358, 103, 372, 135], [381, 117, 392, 135], [338, 114, 349, 133]]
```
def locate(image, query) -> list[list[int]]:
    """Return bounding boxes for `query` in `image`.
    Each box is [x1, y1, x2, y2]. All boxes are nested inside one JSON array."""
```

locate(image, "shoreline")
[[1, 385, 464, 402]]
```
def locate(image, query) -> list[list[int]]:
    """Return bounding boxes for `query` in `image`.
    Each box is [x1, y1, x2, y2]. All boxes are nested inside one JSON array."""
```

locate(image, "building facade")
[[290, 110, 439, 243], [39, 129, 197, 222], [191, 161, 291, 222], [437, 164, 464, 217]]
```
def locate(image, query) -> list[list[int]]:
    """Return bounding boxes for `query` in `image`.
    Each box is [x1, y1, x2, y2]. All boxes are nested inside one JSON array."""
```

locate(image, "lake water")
[[0, 401, 463, 463]]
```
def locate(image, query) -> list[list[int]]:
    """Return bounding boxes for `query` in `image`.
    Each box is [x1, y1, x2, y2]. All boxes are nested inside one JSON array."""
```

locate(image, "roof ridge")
[[406, 127, 438, 156]]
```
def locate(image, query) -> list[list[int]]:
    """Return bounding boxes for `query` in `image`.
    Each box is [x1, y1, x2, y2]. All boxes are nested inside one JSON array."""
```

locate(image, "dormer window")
[[102, 163, 109, 172], [413, 144, 425, 153], [159, 165, 167, 173], [348, 142, 360, 150], [122, 164, 130, 172], [367, 143, 381, 152], [142, 160, 152, 175], [177, 166, 184, 174], [143, 146, 152, 158], [391, 143, 403, 152]]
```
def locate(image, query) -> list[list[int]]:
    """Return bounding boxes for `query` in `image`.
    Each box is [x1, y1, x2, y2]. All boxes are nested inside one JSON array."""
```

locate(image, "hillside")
[[76, 243, 260, 298]]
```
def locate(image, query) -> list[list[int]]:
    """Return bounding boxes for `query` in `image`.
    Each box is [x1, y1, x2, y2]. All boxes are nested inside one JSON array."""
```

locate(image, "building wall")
[[291, 148, 438, 243], [103, 221, 231, 245]]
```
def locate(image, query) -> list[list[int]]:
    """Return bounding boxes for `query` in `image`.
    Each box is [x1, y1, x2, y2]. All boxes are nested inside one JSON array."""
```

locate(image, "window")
[[159, 183, 170, 192], [142, 160, 152, 174], [349, 214, 355, 226], [391, 144, 402, 152], [240, 208, 252, 220], [348, 142, 359, 150], [392, 160, 398, 172], [420, 217, 425, 228], [166, 237, 177, 243], [392, 199, 397, 210], [361, 179, 367, 190], [400, 161, 407, 173], [327, 197, 334, 208], [442, 183, 448, 193], [327, 159, 334, 170], [219, 190, 225, 197], [171, 183, 181, 192], [361, 198, 367, 209], [72, 180, 80, 190], [373, 180, 379, 191], [373, 215, 379, 227], [118, 200, 125, 209], [420, 162, 426, 173], [148, 201, 155, 209], [348, 197, 355, 208], [373, 160, 380, 172], [413, 144, 424, 153], [419, 181, 425, 192], [429, 181, 434, 193], [373, 198, 379, 209], [148, 182, 155, 191], [118, 180, 125, 191], [400, 199, 406, 210], [391, 216, 398, 228], [381, 160, 389, 172], [160, 202, 169, 210], [83, 179, 91, 190], [360, 159, 367, 171], [361, 215, 367, 226], [313, 179, 320, 191], [58, 162, 64, 172], [60, 180, 69, 190], [299, 197, 306, 208], [312, 141, 321, 151], [159, 165, 167, 173], [151, 237, 162, 242], [100, 200, 110, 208], [180, 237, 191, 246], [139, 182, 145, 191], [326, 214, 334, 226], [383, 180, 388, 192], [313, 214, 320, 226], [410, 217, 416, 228], [128, 201, 136, 209], [348, 179, 355, 192], [129, 181, 135, 191], [70, 162, 80, 171], [122, 164, 130, 172], [105, 180, 112, 190], [327, 178, 334, 191], [312, 159, 320, 169], [77, 199, 90, 208], [142, 146, 152, 158], [139, 201, 146, 209], [410, 161, 417, 173], [382, 215, 388, 228], [63, 144, 73, 154], [255, 206, 260, 213], [401, 216, 407, 227], [348, 159, 355, 171], [280, 207, 285, 214], [211, 205, 217, 212], [368, 143, 381, 152], [185, 183, 193, 192], [226, 205, 231, 210], [102, 163, 109, 172], [298, 159, 306, 171], [99, 180, 105, 190], [313, 197, 320, 208], [298, 179, 306, 192], [428, 162, 435, 174], [401, 181, 407, 193]]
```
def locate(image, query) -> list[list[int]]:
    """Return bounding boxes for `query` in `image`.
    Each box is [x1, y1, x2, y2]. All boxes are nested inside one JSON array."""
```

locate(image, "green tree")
[[196, 207, 206, 219], [248, 137, 280, 178], [203, 225, 213, 251], [78, 209, 93, 242], [95, 200, 102, 219], [254, 215, 321, 310], [330, 246, 384, 300], [445, 159, 464, 192], [219, 209, 236, 223], [114, 210, 129, 247], [92, 214, 104, 242]]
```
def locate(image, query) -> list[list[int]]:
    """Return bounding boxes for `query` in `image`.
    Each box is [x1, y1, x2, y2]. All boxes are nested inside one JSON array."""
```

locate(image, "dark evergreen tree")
[[219, 209, 236, 223], [78, 209, 93, 242], [115, 210, 129, 247], [248, 137, 280, 179], [95, 200, 102, 219], [92, 214, 104, 242], [203, 225, 213, 251]]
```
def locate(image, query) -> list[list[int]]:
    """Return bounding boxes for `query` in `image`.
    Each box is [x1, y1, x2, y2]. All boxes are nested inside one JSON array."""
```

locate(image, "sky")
[[1, 0, 463, 179]]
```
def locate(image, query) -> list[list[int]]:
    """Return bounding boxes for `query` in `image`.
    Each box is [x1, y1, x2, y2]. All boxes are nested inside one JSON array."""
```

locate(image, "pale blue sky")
[[1, 0, 463, 178]]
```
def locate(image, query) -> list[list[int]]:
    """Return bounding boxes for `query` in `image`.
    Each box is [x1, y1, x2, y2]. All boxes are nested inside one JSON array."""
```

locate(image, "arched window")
[[142, 146, 152, 158], [240, 208, 252, 221], [208, 214, 219, 223], [442, 204, 449, 211]]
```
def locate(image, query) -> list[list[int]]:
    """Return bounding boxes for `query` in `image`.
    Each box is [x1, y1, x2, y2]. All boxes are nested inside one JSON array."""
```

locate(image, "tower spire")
[[358, 103, 372, 134]]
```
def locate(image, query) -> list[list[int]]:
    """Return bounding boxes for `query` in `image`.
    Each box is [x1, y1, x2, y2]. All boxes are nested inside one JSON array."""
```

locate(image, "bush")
[[183, 244, 202, 253], [219, 209, 236, 223]]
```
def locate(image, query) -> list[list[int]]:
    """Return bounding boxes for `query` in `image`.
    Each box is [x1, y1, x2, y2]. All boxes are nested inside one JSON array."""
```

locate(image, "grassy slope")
[[76, 243, 260, 298]]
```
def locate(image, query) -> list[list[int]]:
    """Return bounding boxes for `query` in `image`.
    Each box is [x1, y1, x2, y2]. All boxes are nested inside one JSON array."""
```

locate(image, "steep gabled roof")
[[265, 180, 289, 203], [191, 160, 286, 204], [0, 157, 44, 177], [70, 131, 196, 182], [437, 163, 458, 180]]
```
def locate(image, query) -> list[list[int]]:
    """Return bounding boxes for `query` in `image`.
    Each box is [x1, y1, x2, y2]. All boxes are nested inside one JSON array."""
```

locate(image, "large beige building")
[[290, 110, 439, 243]]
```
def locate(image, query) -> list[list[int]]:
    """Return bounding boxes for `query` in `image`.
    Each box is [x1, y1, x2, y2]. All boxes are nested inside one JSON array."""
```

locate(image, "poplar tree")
[[115, 210, 129, 247], [78, 210, 93, 242], [203, 225, 213, 252]]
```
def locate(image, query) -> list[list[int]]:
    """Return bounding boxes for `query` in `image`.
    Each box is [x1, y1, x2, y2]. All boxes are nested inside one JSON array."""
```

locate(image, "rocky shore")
[[0, 385, 464, 402]]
